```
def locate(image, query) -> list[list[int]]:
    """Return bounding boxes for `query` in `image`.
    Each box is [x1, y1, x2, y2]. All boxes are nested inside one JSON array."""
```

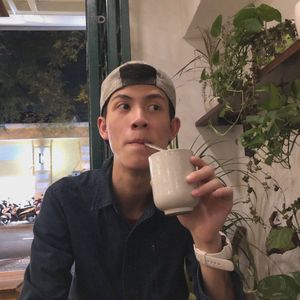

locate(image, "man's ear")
[[170, 117, 181, 140], [97, 116, 109, 140]]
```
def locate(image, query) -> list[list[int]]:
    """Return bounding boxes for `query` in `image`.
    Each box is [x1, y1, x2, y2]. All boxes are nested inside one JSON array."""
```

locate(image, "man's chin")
[[129, 159, 149, 170], [122, 156, 149, 172]]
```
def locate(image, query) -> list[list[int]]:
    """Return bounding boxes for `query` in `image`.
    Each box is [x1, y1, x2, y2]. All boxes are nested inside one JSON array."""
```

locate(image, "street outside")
[[0, 223, 33, 272]]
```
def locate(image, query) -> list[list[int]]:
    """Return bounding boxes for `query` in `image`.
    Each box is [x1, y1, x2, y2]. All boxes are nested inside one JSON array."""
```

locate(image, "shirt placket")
[[122, 227, 140, 300]]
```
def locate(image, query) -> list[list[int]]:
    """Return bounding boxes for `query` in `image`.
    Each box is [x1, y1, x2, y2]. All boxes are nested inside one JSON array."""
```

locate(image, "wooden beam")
[[0, 0, 9, 17]]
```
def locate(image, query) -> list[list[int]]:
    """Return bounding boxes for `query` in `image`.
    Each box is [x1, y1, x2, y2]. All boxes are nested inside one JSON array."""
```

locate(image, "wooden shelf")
[[259, 39, 300, 77], [195, 103, 223, 127], [196, 40, 300, 127], [195, 103, 241, 127]]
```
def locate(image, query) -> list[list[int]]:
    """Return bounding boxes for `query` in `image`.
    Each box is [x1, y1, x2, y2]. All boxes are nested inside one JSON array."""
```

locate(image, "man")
[[20, 61, 245, 299]]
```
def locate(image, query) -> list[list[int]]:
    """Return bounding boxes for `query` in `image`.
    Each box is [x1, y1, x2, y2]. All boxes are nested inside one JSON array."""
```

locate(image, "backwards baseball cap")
[[100, 61, 176, 115]]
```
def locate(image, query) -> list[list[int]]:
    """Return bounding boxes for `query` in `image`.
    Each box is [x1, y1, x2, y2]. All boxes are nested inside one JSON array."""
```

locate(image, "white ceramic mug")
[[148, 148, 198, 215]]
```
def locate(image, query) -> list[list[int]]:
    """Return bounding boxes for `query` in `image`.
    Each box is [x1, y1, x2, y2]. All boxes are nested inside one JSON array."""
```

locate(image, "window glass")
[[0, 31, 89, 232]]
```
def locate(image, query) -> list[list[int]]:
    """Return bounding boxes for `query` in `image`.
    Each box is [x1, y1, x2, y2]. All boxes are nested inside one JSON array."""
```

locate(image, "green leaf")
[[211, 15, 222, 38], [290, 79, 300, 100], [289, 115, 300, 128], [233, 7, 262, 28], [291, 271, 300, 289], [258, 274, 300, 300], [241, 129, 265, 149], [266, 227, 297, 255], [245, 114, 264, 125], [200, 69, 208, 82], [257, 4, 282, 22], [258, 83, 286, 111], [276, 104, 297, 118], [211, 50, 220, 65], [240, 18, 263, 34], [265, 155, 274, 166]]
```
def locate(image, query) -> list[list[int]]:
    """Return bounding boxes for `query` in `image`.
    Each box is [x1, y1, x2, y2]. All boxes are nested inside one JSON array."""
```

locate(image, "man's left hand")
[[177, 156, 233, 252]]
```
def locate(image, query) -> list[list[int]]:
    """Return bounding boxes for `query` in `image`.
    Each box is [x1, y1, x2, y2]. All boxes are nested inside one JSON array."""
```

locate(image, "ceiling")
[[0, 0, 86, 30]]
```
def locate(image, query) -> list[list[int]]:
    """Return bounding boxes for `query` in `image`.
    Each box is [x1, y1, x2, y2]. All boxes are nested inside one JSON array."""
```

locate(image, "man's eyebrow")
[[143, 93, 166, 100], [110, 94, 132, 100], [111, 92, 166, 101]]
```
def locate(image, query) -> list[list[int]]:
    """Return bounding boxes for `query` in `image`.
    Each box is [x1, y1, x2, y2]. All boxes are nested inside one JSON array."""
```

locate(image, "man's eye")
[[118, 103, 130, 110], [149, 104, 161, 111]]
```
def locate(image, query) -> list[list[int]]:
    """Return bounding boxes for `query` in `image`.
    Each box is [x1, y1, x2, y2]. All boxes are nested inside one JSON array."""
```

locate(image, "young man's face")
[[98, 84, 180, 171]]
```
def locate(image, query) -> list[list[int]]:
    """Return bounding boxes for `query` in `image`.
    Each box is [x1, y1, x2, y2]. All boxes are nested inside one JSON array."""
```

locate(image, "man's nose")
[[131, 108, 148, 129]]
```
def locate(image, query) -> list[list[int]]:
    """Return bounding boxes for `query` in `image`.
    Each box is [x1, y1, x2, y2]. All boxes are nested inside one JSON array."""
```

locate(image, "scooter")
[[19, 206, 37, 223], [0, 207, 11, 225]]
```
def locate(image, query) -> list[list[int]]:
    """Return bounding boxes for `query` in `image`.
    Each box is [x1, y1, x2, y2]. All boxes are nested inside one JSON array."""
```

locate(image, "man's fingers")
[[190, 156, 207, 168], [186, 165, 215, 183], [187, 156, 232, 200], [191, 177, 225, 198], [212, 186, 233, 201]]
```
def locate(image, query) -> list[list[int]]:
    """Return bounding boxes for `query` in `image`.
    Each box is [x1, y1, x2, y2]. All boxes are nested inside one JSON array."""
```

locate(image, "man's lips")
[[127, 139, 150, 145]]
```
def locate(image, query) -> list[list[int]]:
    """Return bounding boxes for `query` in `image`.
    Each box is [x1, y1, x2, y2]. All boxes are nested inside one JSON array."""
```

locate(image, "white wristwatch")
[[193, 232, 234, 271]]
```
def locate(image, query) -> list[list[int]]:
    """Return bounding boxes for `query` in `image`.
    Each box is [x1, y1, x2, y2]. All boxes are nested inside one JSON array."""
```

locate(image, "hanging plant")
[[241, 79, 300, 168]]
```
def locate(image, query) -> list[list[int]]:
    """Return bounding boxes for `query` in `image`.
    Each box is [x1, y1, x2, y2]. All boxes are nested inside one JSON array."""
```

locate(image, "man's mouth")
[[128, 139, 150, 145]]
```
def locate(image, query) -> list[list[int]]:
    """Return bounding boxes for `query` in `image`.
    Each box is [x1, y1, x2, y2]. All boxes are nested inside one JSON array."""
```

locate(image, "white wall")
[[129, 0, 300, 285]]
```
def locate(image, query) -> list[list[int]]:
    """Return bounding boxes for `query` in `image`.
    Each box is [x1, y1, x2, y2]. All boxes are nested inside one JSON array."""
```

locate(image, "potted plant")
[[177, 3, 297, 138]]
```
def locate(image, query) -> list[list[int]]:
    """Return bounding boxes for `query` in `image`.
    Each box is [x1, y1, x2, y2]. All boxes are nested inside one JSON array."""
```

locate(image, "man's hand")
[[177, 156, 233, 252]]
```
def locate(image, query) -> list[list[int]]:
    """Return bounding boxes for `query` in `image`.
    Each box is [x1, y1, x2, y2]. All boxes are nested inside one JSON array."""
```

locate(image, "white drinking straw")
[[144, 143, 166, 152]]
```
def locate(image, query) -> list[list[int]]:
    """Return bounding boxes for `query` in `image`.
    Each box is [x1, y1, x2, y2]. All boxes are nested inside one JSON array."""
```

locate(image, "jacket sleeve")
[[20, 185, 74, 300], [185, 242, 247, 300]]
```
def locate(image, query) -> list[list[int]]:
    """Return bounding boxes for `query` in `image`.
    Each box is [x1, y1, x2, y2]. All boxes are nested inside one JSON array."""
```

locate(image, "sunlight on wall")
[[0, 137, 89, 204], [51, 139, 82, 182], [0, 141, 33, 176], [51, 143, 66, 174], [0, 175, 35, 205]]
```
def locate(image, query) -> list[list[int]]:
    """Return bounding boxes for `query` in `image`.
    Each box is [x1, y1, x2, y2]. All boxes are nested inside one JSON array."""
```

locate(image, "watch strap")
[[193, 232, 234, 271]]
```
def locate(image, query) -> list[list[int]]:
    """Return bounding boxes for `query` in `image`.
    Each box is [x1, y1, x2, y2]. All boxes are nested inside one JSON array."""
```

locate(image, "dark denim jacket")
[[20, 158, 246, 300]]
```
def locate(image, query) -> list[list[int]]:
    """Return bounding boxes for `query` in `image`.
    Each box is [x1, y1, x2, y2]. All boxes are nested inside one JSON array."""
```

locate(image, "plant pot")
[[204, 95, 220, 113]]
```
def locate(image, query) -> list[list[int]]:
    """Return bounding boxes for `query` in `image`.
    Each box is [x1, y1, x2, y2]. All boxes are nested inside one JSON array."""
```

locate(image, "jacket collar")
[[91, 156, 115, 211]]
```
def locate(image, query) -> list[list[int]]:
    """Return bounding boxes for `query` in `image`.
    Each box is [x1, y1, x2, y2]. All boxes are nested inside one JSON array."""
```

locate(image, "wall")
[[129, 0, 300, 287]]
